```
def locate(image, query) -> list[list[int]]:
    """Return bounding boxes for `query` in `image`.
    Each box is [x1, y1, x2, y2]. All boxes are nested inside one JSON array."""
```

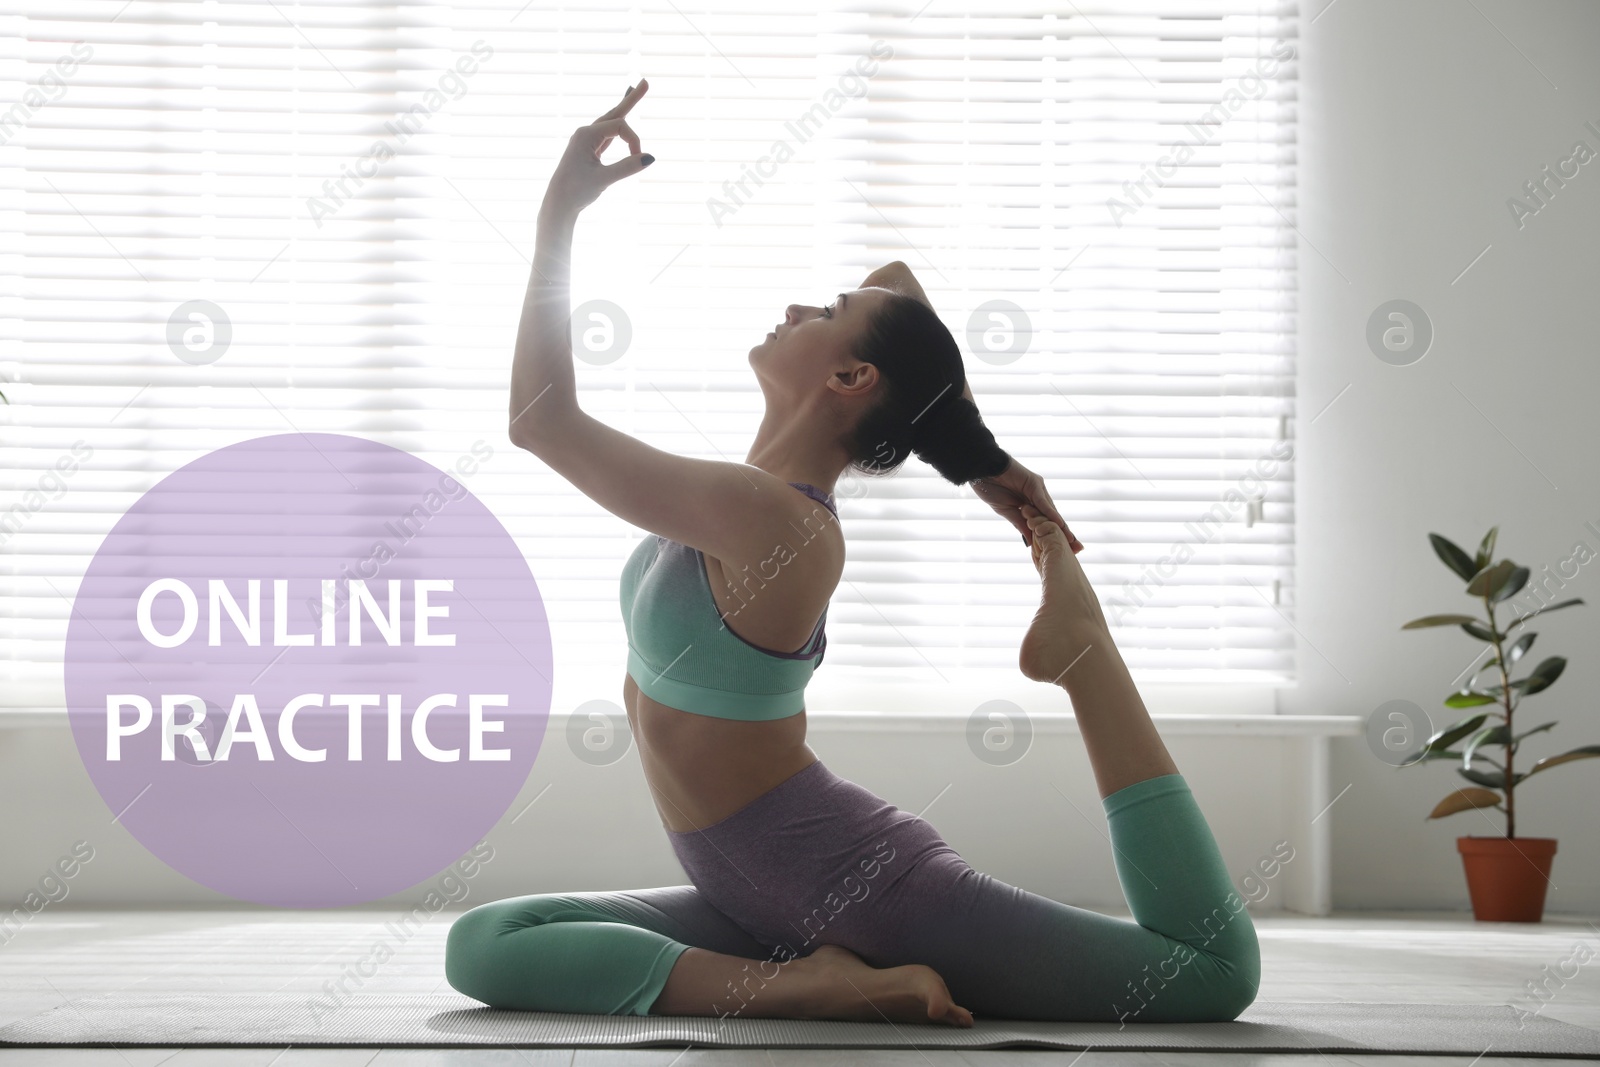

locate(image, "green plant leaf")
[[1467, 559, 1516, 598], [1430, 533, 1480, 582], [1402, 614, 1482, 630], [1425, 713, 1490, 752], [1523, 745, 1600, 778], [1511, 721, 1557, 750], [1457, 766, 1508, 789], [1508, 599, 1585, 630], [1460, 620, 1496, 642], [1512, 656, 1567, 696], [1507, 632, 1536, 664], [1462, 725, 1510, 771], [1475, 527, 1499, 571], [1428, 787, 1502, 819], [1444, 692, 1499, 708], [1491, 566, 1531, 603]]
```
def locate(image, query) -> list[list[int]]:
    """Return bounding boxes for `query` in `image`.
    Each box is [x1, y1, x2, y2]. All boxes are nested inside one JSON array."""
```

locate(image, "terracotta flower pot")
[[1457, 836, 1557, 922]]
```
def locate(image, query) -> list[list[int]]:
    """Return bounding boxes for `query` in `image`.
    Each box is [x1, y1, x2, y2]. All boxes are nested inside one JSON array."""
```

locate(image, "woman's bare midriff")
[[624, 671, 818, 833], [622, 540, 836, 834]]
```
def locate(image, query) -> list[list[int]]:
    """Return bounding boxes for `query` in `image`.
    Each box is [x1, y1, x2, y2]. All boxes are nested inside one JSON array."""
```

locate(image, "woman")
[[445, 81, 1259, 1027]]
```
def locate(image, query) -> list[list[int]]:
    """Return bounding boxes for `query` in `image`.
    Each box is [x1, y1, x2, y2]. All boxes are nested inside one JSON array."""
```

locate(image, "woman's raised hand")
[[971, 458, 1083, 554], [541, 79, 654, 219]]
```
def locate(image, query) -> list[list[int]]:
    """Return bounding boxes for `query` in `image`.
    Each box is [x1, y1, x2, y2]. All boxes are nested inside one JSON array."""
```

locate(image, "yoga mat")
[[3, 994, 1599, 1057]]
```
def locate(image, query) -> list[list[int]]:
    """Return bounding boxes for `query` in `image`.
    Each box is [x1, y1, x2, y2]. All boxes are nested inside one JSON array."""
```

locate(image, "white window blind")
[[2, 1, 1297, 721]]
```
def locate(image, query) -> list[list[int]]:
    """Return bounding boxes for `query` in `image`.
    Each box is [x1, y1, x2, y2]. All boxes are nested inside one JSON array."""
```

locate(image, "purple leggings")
[[446, 758, 1260, 1022], [667, 757, 958, 960]]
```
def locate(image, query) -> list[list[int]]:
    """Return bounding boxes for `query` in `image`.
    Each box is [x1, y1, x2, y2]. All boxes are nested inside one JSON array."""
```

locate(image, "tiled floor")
[[0, 908, 1597, 1065]]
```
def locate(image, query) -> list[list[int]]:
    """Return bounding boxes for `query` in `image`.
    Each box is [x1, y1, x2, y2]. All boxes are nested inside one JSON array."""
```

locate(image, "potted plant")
[[1399, 527, 1598, 922]]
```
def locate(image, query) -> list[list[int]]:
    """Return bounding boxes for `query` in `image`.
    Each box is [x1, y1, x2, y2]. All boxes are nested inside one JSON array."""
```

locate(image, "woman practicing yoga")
[[445, 80, 1260, 1026]]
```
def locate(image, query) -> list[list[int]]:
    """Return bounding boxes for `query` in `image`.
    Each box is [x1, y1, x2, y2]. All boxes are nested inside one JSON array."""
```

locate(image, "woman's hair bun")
[[846, 293, 1011, 486], [910, 390, 1011, 485]]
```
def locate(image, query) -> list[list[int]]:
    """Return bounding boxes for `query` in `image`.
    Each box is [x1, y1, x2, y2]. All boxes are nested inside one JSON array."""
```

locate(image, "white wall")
[[4, 1, 1598, 917], [1287, 0, 1600, 911]]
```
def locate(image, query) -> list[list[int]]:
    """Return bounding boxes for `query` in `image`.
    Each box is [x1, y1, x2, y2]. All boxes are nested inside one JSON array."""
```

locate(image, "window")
[[2, 1, 1297, 720]]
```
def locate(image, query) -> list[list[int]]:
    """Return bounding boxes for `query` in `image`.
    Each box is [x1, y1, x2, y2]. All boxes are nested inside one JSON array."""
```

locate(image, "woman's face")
[[748, 287, 894, 397]]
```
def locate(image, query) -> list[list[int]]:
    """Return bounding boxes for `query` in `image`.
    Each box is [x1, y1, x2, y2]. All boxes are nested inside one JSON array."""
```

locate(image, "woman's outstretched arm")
[[507, 84, 649, 441], [508, 81, 821, 563], [508, 210, 579, 435]]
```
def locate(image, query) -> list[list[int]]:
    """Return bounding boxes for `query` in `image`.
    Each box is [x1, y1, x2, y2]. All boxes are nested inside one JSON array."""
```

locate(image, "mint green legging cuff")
[[1100, 772, 1262, 1017], [445, 898, 695, 1016]]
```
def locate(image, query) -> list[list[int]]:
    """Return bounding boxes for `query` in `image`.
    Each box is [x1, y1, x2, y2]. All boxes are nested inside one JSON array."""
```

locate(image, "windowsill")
[[798, 710, 1362, 734], [799, 667, 1291, 720]]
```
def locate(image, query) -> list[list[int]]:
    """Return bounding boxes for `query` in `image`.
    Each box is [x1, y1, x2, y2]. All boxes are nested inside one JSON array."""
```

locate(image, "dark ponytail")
[[846, 293, 1012, 485]]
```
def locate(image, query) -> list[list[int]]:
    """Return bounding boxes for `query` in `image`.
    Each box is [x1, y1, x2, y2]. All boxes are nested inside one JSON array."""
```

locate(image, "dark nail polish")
[[640, 153, 655, 167]]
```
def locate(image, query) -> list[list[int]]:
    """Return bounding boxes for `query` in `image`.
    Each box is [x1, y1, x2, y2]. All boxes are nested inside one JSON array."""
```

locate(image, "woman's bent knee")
[[1167, 928, 1259, 1022], [1211, 966, 1259, 1021], [1205, 942, 1261, 1021]]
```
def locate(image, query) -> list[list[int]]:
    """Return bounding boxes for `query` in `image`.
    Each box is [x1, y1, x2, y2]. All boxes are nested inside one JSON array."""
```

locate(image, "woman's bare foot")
[[783, 944, 974, 1027], [1013, 508, 1181, 795], [1019, 504, 1108, 685]]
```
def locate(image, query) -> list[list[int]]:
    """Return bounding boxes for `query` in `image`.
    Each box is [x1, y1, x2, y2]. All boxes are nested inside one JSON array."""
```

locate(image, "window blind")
[[1, 1, 1297, 721]]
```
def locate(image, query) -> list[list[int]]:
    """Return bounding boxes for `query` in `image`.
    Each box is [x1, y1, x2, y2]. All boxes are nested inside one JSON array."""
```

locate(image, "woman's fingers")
[[1022, 473, 1066, 529], [1025, 477, 1081, 551], [1012, 475, 1070, 551], [1005, 510, 1031, 545], [1023, 501, 1083, 553], [587, 117, 641, 158], [585, 117, 651, 185], [597, 79, 649, 122], [546, 85, 652, 216]]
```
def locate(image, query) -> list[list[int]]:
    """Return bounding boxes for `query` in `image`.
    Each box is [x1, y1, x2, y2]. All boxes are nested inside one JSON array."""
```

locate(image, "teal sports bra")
[[619, 482, 838, 720]]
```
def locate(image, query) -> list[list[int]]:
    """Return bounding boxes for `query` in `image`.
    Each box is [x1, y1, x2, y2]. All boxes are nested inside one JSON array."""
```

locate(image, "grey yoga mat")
[[3, 994, 1599, 1056]]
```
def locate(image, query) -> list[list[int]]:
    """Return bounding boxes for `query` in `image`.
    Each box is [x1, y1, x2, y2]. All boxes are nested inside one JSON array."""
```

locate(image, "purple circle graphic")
[[63, 433, 551, 907]]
